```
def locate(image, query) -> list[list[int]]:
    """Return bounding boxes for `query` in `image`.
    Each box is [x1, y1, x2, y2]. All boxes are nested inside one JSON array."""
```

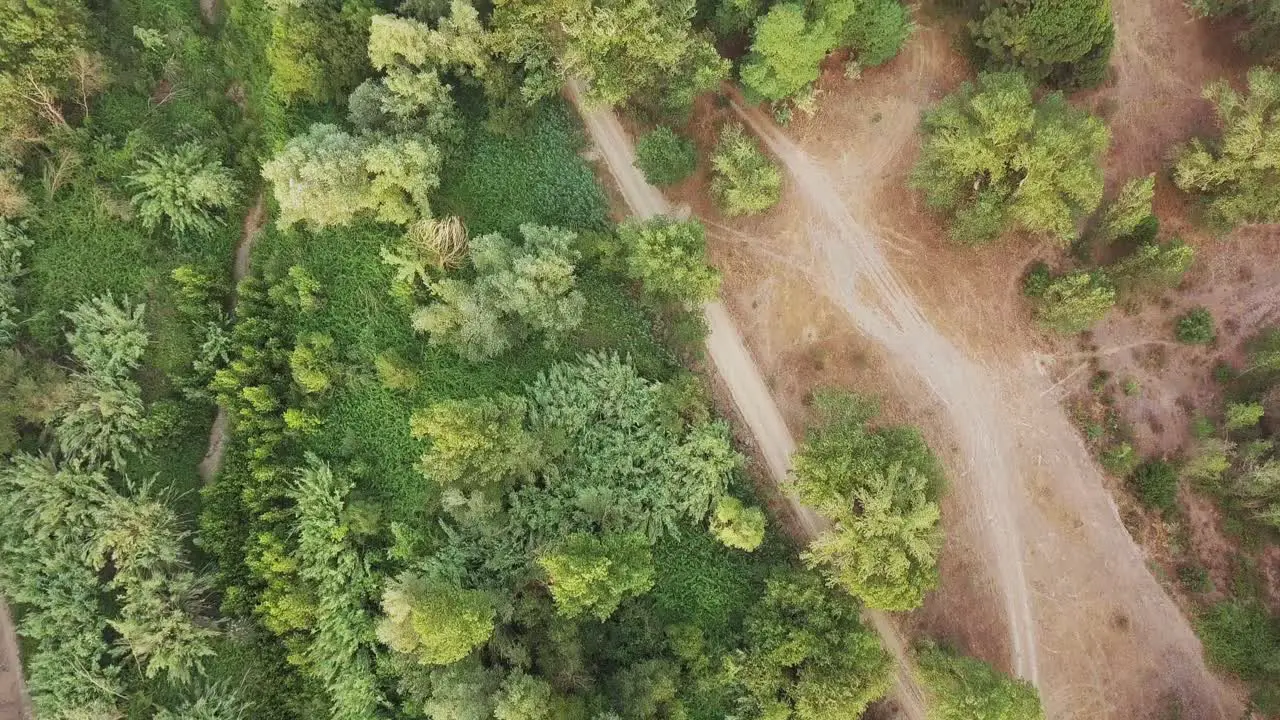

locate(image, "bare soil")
[[0, 599, 31, 720], [659, 9, 1250, 720]]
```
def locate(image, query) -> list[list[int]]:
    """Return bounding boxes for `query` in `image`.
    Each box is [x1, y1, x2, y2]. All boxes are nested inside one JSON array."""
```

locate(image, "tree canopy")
[[791, 390, 944, 611], [910, 71, 1108, 244], [1173, 68, 1280, 229], [972, 0, 1114, 88]]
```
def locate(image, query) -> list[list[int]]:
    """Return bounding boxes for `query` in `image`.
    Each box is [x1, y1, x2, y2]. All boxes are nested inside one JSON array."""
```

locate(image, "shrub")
[[634, 127, 697, 186], [1175, 307, 1215, 344], [1101, 441, 1138, 477], [910, 72, 1108, 244], [1130, 460, 1178, 514], [1198, 600, 1280, 692], [1108, 240, 1194, 298], [711, 123, 781, 216], [128, 142, 240, 238], [1097, 174, 1155, 244]]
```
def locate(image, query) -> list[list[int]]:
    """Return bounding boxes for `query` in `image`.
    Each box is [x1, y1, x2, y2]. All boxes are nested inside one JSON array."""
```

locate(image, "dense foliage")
[[916, 643, 1044, 720], [911, 72, 1108, 245], [712, 122, 783, 216], [971, 0, 1114, 88], [634, 127, 698, 186], [791, 390, 944, 611]]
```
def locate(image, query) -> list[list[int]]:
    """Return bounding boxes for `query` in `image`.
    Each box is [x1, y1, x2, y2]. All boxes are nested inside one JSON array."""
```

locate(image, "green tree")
[[972, 0, 1114, 88], [1175, 307, 1215, 345], [709, 496, 766, 551], [155, 682, 252, 720], [737, 571, 893, 719], [377, 573, 495, 665], [266, 0, 373, 106], [63, 293, 148, 379], [1173, 68, 1280, 229], [537, 532, 655, 620], [491, 0, 730, 112], [1108, 240, 1193, 298], [1030, 270, 1114, 333], [845, 0, 913, 67], [0, 0, 96, 142], [128, 142, 240, 238], [634, 127, 697, 186], [292, 456, 381, 720], [0, 219, 31, 347], [289, 333, 336, 394], [791, 390, 943, 611], [412, 224, 585, 360], [740, 3, 833, 102], [493, 671, 556, 720], [410, 395, 544, 488], [262, 124, 441, 229], [711, 122, 782, 216], [1191, 0, 1280, 58], [911, 72, 1108, 244], [618, 217, 721, 305], [0, 454, 121, 716], [1225, 401, 1264, 432], [1096, 174, 1155, 244], [916, 643, 1044, 720]]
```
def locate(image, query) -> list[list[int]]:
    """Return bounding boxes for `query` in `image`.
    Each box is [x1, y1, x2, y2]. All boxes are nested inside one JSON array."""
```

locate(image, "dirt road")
[[567, 79, 930, 720], [0, 599, 31, 720]]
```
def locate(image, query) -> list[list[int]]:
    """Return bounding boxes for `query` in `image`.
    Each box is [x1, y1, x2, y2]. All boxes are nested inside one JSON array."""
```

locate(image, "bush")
[[709, 496, 766, 551], [1197, 600, 1280, 711], [618, 217, 721, 306], [1101, 441, 1138, 477], [634, 127, 697, 186], [1130, 460, 1178, 514], [1175, 307, 1215, 344], [711, 123, 781, 216]]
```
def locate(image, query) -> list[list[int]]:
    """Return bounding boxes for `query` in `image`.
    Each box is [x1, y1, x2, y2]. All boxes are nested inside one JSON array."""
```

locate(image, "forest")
[[2, 0, 1279, 719]]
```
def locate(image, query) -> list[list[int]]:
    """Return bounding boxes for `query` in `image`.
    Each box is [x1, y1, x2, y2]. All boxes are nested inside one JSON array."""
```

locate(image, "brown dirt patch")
[[665, 6, 1253, 719]]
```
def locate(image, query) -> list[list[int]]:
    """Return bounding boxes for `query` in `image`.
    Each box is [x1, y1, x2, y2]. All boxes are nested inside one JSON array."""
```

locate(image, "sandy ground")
[[652, 9, 1248, 719], [567, 79, 932, 720], [198, 191, 266, 484], [0, 599, 31, 720]]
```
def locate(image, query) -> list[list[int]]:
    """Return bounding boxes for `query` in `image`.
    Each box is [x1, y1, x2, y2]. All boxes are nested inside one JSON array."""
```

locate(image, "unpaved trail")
[[733, 102, 1041, 686], [0, 598, 31, 720], [198, 192, 265, 484], [567, 79, 930, 720], [729, 99, 1242, 719]]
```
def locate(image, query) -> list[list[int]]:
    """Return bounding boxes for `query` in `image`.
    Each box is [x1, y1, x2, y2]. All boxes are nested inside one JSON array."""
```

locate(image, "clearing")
[[660, 6, 1248, 719]]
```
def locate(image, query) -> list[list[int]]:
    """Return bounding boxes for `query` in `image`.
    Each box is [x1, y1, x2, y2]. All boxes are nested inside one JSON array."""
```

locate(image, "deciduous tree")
[[972, 0, 1114, 88], [537, 532, 656, 619], [618, 217, 720, 305], [911, 72, 1108, 244], [1173, 68, 1280, 229], [711, 123, 782, 216], [377, 573, 496, 665], [916, 643, 1044, 720]]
